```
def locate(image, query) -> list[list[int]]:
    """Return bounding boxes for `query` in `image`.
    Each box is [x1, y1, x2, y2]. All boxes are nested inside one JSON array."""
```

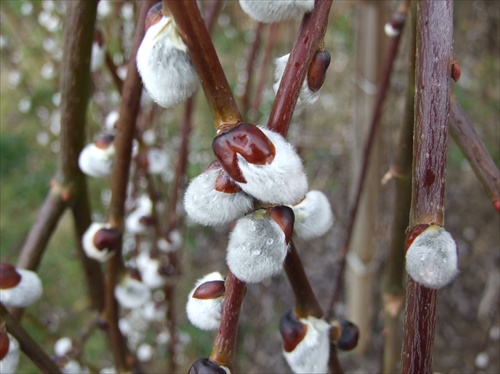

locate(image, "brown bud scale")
[[307, 51, 331, 92], [280, 310, 308, 353], [0, 262, 21, 290], [404, 223, 430, 253], [193, 280, 226, 300]]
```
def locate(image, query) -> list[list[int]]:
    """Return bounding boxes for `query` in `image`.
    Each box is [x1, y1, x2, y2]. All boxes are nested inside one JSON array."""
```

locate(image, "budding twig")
[[449, 98, 500, 213], [165, 0, 242, 132], [267, 0, 333, 137], [104, 1, 157, 371], [401, 1, 454, 372]]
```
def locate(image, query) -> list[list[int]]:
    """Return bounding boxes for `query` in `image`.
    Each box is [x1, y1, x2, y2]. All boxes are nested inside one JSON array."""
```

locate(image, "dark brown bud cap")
[[94, 134, 115, 150], [280, 309, 308, 353], [145, 3, 164, 31], [93, 227, 122, 252], [335, 319, 359, 351], [404, 223, 430, 253], [307, 50, 331, 92], [193, 280, 226, 300], [269, 206, 295, 244], [0, 262, 21, 290], [212, 123, 276, 183], [0, 325, 9, 360]]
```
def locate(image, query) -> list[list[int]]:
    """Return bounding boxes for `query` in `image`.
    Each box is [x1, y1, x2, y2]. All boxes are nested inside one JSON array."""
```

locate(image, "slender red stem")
[[401, 1, 454, 372]]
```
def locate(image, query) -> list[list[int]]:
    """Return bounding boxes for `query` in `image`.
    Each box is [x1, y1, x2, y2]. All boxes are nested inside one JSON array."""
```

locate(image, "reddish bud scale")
[[307, 50, 331, 92], [145, 2, 163, 31], [451, 62, 461, 82], [0, 263, 21, 289], [0, 329, 9, 360], [280, 310, 308, 353], [192, 280, 226, 300], [188, 358, 228, 374], [93, 228, 122, 252], [390, 11, 406, 33], [94, 134, 115, 149], [404, 223, 430, 253], [269, 206, 295, 244], [94, 29, 105, 47], [215, 169, 242, 193], [336, 319, 359, 351], [212, 123, 276, 183]]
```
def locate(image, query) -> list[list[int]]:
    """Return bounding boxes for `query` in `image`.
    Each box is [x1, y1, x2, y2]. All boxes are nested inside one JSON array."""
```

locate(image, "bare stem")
[[267, 0, 333, 137], [1, 303, 62, 374], [283, 242, 323, 319], [104, 50, 124, 94], [250, 23, 279, 123], [209, 272, 246, 369], [382, 2, 415, 372], [104, 1, 156, 371], [325, 0, 410, 320], [165, 0, 242, 131], [401, 1, 454, 372], [449, 98, 500, 212]]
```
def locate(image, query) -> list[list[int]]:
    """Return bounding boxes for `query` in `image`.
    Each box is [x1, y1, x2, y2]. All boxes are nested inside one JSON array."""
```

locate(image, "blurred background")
[[1, 0, 498, 372]]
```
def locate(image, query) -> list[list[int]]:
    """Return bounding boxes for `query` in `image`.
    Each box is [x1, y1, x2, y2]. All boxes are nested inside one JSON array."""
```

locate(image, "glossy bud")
[[451, 62, 461, 82], [145, 2, 163, 31], [0, 263, 21, 290], [334, 319, 359, 351], [307, 51, 331, 92], [192, 280, 226, 300], [268, 206, 295, 244], [280, 310, 307, 353]]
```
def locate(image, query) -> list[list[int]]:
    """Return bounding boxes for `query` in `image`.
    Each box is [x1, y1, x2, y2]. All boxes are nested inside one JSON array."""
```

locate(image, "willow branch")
[[1, 303, 62, 374], [104, 1, 156, 371], [105, 50, 124, 94], [449, 98, 500, 212], [326, 0, 409, 320], [283, 242, 323, 319], [165, 0, 242, 131], [16, 0, 104, 315], [267, 0, 333, 137], [401, 1, 454, 372], [382, 2, 415, 372], [250, 23, 278, 123], [209, 272, 246, 370]]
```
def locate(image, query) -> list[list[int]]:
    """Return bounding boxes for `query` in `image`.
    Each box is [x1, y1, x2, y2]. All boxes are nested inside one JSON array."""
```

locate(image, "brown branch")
[[283, 242, 323, 319], [209, 272, 246, 370], [382, 2, 415, 372], [240, 22, 265, 118], [104, 1, 157, 371], [16, 0, 105, 315], [105, 50, 124, 94], [1, 303, 62, 374], [401, 1, 454, 372], [449, 98, 500, 212], [267, 0, 333, 137], [165, 0, 242, 131], [250, 23, 278, 123]]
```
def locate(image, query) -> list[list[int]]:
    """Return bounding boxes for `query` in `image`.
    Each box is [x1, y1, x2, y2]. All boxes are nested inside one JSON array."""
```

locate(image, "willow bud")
[[0, 263, 43, 308], [239, 0, 315, 23], [186, 272, 225, 331]]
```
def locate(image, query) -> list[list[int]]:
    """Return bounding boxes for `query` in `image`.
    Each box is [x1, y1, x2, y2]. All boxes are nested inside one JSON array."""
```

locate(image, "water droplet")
[[266, 238, 274, 246], [252, 250, 260, 256]]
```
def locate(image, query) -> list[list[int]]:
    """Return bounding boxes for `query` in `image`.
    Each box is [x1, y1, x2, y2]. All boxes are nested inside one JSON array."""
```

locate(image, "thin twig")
[[1, 303, 62, 374], [267, 0, 333, 137], [104, 1, 156, 371], [381, 2, 415, 372], [401, 1, 454, 372], [165, 0, 242, 131], [449, 98, 500, 212]]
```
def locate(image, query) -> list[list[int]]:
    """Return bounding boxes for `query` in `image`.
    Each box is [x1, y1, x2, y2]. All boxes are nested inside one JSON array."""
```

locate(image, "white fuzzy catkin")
[[136, 252, 167, 289], [274, 54, 321, 112], [283, 316, 331, 374], [114, 275, 151, 309], [146, 147, 169, 175], [406, 225, 459, 289], [78, 143, 114, 178], [291, 190, 334, 239], [54, 337, 73, 357], [82, 222, 116, 262], [226, 213, 288, 283], [236, 127, 307, 205], [0, 268, 43, 308], [90, 41, 106, 72], [184, 166, 254, 226], [136, 16, 198, 108], [186, 272, 225, 331], [0, 333, 20, 374], [239, 0, 315, 23], [125, 196, 153, 235]]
